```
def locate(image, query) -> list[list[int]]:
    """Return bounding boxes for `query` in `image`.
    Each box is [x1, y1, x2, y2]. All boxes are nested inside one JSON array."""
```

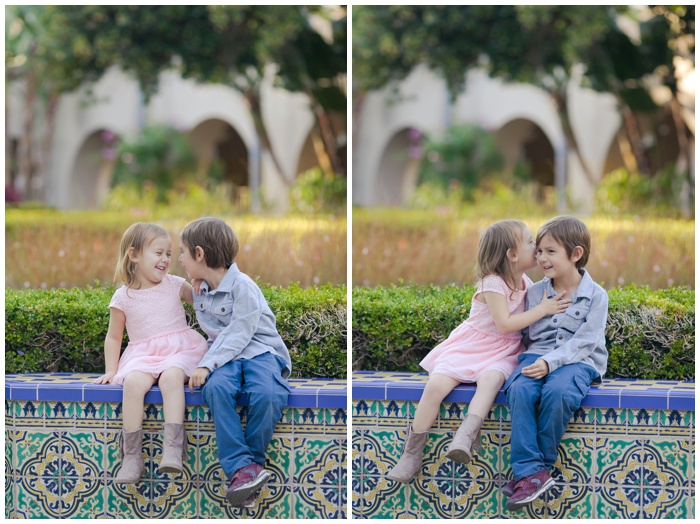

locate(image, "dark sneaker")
[[505, 469, 555, 511], [225, 463, 271, 507], [501, 477, 517, 497]]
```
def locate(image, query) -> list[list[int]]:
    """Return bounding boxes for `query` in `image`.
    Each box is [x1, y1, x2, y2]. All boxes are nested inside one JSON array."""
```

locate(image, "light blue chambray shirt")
[[193, 263, 292, 378], [522, 268, 609, 382]]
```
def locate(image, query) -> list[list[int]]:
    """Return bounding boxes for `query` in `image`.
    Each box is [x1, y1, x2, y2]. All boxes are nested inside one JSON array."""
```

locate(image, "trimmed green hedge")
[[352, 285, 694, 380], [5, 284, 347, 379]]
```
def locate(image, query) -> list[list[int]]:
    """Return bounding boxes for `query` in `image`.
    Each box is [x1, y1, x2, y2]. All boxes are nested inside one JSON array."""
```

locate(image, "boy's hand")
[[93, 371, 116, 384], [537, 290, 571, 316], [188, 367, 211, 392], [522, 359, 549, 379]]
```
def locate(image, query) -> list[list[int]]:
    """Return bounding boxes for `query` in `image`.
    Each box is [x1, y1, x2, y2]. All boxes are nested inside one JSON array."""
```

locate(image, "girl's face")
[[514, 226, 537, 271], [132, 235, 172, 288]]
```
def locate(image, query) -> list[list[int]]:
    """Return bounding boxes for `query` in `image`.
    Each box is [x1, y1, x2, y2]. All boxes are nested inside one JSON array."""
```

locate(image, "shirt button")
[[575, 311, 580, 316], [553, 319, 557, 323], [221, 307, 225, 312], [213, 364, 218, 369], [199, 304, 203, 308], [558, 335, 563, 340]]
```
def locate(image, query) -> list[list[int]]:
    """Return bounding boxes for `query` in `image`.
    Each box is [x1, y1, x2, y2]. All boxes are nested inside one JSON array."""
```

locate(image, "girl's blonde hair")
[[475, 219, 528, 293], [114, 222, 170, 288]]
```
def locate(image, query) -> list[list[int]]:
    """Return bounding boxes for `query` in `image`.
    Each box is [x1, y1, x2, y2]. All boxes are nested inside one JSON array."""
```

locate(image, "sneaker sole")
[[501, 484, 515, 497], [505, 478, 556, 511], [226, 470, 271, 507]]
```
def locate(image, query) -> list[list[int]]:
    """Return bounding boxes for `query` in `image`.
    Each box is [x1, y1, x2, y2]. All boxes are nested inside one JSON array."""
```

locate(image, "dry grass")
[[352, 211, 694, 290], [6, 211, 347, 289]]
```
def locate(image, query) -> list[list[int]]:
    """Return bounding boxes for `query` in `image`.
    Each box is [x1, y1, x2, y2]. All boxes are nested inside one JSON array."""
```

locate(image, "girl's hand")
[[522, 359, 549, 379], [192, 279, 203, 295], [537, 290, 571, 316], [93, 371, 116, 384], [188, 367, 210, 392]]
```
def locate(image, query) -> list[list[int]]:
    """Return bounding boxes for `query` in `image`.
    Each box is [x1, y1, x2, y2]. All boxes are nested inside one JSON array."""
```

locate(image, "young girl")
[[94, 222, 208, 484], [387, 219, 571, 484]]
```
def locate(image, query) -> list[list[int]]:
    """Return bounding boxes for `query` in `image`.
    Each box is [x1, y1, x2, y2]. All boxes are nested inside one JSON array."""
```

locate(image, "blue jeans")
[[201, 352, 290, 480], [505, 353, 599, 481]]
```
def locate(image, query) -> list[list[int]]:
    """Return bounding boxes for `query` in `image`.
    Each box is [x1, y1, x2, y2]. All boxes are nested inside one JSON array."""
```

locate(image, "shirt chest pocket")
[[557, 306, 586, 333], [194, 298, 234, 325], [211, 299, 234, 323]]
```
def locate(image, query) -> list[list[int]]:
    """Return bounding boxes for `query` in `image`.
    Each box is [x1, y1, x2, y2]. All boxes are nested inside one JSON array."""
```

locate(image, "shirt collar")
[[544, 268, 595, 301], [199, 263, 240, 295]]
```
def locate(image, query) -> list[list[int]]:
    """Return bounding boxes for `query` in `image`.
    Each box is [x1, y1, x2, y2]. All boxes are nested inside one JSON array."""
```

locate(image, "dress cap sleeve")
[[478, 274, 509, 296]]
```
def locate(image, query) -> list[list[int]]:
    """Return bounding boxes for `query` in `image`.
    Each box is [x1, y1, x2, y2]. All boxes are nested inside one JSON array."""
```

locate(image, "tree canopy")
[[27, 5, 347, 180], [353, 5, 694, 211]]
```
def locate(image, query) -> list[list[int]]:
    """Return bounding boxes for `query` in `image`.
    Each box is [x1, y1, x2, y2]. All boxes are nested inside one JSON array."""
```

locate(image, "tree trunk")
[[551, 89, 598, 187], [311, 101, 342, 176], [37, 92, 59, 204], [669, 95, 693, 218], [619, 104, 650, 176], [244, 91, 293, 187], [18, 73, 37, 200]]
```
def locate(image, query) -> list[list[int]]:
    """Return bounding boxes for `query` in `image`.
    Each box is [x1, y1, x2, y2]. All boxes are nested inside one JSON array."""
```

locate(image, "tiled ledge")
[[5, 373, 347, 408], [6, 372, 347, 519], [352, 371, 694, 519], [352, 371, 695, 411]]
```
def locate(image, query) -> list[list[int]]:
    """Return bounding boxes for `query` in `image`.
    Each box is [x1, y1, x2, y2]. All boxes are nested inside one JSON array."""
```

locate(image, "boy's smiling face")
[[536, 233, 580, 280], [178, 241, 205, 280]]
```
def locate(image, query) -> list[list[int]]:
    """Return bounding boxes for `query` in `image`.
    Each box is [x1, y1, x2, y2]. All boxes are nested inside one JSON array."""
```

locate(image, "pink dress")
[[420, 274, 533, 382], [110, 274, 209, 385]]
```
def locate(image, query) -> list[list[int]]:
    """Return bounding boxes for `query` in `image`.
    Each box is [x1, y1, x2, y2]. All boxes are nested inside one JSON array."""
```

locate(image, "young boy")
[[179, 217, 291, 508], [503, 216, 608, 511]]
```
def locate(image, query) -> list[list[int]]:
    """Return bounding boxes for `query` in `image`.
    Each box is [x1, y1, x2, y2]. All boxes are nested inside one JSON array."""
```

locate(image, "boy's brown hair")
[[536, 215, 590, 269], [180, 217, 239, 270]]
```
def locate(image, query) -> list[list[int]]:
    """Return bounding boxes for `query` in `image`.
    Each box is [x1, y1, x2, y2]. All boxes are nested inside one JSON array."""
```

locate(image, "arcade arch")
[[68, 129, 118, 209], [494, 118, 555, 203], [188, 118, 249, 194], [374, 127, 423, 207]]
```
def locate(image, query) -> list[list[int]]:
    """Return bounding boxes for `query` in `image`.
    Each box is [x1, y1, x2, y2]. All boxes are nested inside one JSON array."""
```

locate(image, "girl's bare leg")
[[122, 371, 158, 432], [412, 373, 461, 433], [158, 367, 187, 425], [468, 370, 506, 420]]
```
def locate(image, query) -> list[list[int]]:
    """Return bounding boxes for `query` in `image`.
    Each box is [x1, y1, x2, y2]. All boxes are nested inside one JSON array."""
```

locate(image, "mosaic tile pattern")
[[352, 372, 694, 519], [6, 374, 347, 519]]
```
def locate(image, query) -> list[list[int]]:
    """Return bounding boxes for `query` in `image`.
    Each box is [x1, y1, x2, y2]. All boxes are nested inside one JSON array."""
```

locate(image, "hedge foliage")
[[353, 284, 694, 380], [5, 284, 347, 379]]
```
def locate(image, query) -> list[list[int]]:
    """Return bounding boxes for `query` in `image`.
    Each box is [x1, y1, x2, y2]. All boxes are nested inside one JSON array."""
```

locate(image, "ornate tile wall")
[[352, 372, 694, 519], [5, 373, 347, 519]]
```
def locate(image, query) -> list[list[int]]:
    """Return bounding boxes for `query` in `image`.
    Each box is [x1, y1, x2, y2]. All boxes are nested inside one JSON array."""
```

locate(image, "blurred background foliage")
[[353, 5, 694, 217], [6, 5, 347, 205]]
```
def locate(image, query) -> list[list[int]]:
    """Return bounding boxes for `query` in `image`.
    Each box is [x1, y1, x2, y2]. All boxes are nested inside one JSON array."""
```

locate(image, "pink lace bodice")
[[464, 274, 533, 339], [109, 274, 190, 343]]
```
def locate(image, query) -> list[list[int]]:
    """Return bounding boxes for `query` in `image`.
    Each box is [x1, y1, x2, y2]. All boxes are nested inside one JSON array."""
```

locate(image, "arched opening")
[[494, 118, 555, 203], [69, 129, 118, 209], [604, 109, 688, 177], [188, 119, 249, 203], [374, 128, 422, 207]]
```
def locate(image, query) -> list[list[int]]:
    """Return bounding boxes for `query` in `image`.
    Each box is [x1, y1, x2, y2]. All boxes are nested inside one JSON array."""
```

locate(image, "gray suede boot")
[[445, 413, 484, 465], [115, 428, 145, 484], [386, 425, 429, 483], [159, 423, 187, 473]]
